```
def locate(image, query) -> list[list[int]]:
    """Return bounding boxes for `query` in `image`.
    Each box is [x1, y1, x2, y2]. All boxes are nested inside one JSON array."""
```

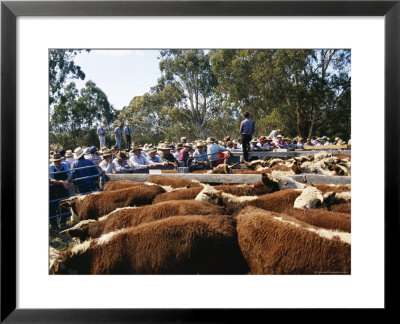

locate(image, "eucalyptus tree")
[[158, 49, 219, 139], [49, 49, 90, 105]]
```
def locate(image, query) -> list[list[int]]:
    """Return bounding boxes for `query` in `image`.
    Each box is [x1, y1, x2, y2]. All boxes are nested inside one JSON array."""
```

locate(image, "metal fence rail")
[[49, 165, 105, 221]]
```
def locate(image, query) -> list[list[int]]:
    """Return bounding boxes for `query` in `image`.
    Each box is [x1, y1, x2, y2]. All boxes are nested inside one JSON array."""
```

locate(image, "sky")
[[73, 50, 162, 110]]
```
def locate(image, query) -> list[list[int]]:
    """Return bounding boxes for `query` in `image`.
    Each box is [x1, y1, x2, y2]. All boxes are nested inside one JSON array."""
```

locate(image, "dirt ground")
[[49, 219, 79, 251]]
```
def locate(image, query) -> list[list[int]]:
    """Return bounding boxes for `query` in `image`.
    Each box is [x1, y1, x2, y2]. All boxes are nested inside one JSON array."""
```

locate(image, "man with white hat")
[[178, 143, 193, 166], [129, 144, 153, 171], [70, 147, 100, 194], [97, 123, 107, 148], [64, 150, 75, 168], [192, 141, 209, 170]]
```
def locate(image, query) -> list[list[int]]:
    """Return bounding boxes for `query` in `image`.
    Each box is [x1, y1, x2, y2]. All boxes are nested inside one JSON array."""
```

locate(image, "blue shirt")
[[193, 150, 208, 162], [71, 158, 100, 192], [49, 162, 71, 180], [146, 155, 163, 164], [97, 127, 106, 137], [207, 144, 222, 162], [112, 158, 134, 173], [123, 126, 133, 136], [129, 153, 150, 169], [239, 118, 255, 135], [114, 127, 123, 137]]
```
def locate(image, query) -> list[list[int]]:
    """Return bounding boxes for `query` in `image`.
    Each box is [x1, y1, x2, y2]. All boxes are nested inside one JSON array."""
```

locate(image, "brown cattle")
[[62, 200, 225, 242], [103, 180, 144, 192], [147, 175, 202, 189], [51, 215, 250, 275], [330, 203, 351, 214], [236, 206, 351, 274], [60, 185, 166, 221], [286, 208, 351, 233], [313, 184, 351, 194], [197, 185, 302, 215], [152, 186, 204, 204]]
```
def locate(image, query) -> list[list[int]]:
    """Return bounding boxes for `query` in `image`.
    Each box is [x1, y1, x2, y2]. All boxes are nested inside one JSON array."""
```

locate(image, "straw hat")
[[102, 149, 113, 157], [131, 144, 142, 151], [196, 141, 206, 147], [183, 143, 193, 149], [162, 144, 173, 150], [50, 153, 63, 162], [73, 147, 85, 159], [116, 151, 128, 160]]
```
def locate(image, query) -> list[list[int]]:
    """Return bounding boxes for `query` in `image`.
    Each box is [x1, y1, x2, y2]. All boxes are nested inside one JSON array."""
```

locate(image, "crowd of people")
[[49, 118, 350, 228]]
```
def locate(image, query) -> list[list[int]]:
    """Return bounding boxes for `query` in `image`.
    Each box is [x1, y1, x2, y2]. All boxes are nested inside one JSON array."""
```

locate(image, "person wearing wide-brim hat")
[[178, 143, 193, 166], [49, 153, 72, 228], [273, 134, 288, 149], [112, 150, 134, 173], [129, 144, 152, 171], [192, 141, 209, 170], [64, 150, 75, 168], [146, 147, 168, 168], [98, 149, 116, 174], [172, 143, 183, 160], [250, 138, 261, 151], [159, 144, 178, 168], [70, 147, 100, 194]]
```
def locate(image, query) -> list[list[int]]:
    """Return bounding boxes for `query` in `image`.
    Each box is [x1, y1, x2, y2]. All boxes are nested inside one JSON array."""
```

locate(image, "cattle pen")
[[49, 149, 352, 275], [106, 173, 351, 185]]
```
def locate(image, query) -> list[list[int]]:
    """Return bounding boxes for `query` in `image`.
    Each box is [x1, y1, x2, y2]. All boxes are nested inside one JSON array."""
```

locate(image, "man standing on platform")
[[124, 122, 133, 150], [97, 124, 107, 148], [114, 123, 123, 150], [239, 111, 255, 162]]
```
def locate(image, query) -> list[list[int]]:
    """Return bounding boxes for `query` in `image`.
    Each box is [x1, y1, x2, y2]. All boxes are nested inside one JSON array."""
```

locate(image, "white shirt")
[[99, 159, 115, 174], [129, 153, 150, 169]]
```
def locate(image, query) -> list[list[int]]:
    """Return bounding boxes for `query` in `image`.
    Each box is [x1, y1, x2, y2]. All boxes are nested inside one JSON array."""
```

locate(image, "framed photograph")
[[1, 0, 398, 321]]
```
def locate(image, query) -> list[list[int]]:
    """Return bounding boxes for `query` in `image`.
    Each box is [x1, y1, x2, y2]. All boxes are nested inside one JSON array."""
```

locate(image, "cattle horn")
[[228, 162, 239, 169]]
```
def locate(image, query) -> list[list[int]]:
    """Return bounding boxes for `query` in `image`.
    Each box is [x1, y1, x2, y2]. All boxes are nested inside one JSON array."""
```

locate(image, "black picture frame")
[[1, 0, 398, 322]]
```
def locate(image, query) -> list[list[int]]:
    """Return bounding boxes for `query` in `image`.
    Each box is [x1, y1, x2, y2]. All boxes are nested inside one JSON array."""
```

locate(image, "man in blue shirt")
[[192, 141, 209, 170], [239, 112, 255, 162], [71, 147, 100, 194], [49, 153, 72, 228], [97, 124, 107, 148], [114, 123, 123, 150]]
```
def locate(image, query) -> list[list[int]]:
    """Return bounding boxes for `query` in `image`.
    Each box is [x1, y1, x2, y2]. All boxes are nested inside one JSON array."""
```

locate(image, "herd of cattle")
[[49, 152, 351, 275]]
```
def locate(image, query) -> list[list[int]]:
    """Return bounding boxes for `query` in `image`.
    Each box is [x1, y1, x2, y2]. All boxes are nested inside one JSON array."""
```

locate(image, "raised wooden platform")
[[107, 173, 351, 185]]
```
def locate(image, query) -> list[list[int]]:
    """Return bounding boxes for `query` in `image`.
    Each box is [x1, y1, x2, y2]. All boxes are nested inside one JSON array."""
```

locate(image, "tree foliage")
[[210, 49, 351, 140], [50, 49, 351, 149], [49, 49, 90, 105], [50, 80, 115, 149]]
